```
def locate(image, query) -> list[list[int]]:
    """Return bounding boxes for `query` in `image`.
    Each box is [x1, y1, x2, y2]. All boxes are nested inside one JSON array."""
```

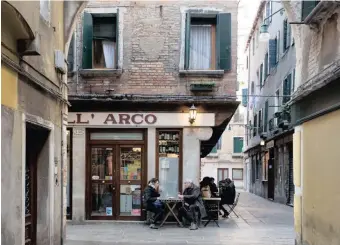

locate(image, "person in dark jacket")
[[219, 178, 236, 218], [209, 177, 219, 197], [178, 179, 207, 230], [143, 178, 163, 229]]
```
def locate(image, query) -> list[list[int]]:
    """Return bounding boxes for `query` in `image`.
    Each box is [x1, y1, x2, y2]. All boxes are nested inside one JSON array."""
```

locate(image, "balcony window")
[[82, 12, 119, 69], [217, 168, 229, 182], [184, 12, 231, 71], [282, 73, 292, 104]]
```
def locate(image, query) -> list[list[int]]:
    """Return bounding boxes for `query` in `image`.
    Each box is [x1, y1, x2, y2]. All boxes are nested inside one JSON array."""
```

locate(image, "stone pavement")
[[66, 192, 294, 245]]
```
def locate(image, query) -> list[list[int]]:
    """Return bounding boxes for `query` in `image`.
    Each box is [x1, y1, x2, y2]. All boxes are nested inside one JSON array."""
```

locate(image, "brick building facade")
[[66, 1, 239, 222]]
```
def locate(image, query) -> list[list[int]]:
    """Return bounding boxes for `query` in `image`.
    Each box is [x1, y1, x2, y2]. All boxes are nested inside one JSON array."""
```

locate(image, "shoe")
[[149, 224, 158, 229], [189, 223, 198, 230]]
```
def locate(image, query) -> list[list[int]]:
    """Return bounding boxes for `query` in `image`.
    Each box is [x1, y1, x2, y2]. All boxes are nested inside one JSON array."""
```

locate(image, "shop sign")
[[68, 112, 215, 127]]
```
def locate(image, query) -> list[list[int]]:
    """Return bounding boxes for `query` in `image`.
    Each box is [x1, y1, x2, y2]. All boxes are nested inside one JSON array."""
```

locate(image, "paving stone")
[[66, 192, 294, 245]]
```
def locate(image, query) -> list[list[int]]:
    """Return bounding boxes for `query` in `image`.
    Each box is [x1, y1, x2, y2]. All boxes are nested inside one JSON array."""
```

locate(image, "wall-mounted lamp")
[[189, 104, 197, 124], [259, 24, 270, 42], [259, 8, 285, 42], [260, 139, 265, 146]]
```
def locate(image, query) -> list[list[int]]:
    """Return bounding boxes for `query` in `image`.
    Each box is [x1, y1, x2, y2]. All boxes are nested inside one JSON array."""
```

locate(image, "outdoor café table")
[[202, 197, 221, 227], [158, 198, 183, 227]]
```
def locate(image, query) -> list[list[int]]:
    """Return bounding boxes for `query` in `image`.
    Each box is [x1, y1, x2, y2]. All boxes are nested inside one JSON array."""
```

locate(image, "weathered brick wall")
[[282, 1, 340, 94], [68, 1, 238, 96]]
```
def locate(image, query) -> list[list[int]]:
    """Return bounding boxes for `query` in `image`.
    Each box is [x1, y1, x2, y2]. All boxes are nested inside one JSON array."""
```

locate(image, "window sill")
[[79, 69, 123, 78], [232, 153, 243, 158], [179, 70, 224, 78]]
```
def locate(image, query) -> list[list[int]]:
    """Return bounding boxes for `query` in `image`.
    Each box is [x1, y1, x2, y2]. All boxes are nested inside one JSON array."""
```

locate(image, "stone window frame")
[[179, 7, 226, 76], [81, 7, 124, 71]]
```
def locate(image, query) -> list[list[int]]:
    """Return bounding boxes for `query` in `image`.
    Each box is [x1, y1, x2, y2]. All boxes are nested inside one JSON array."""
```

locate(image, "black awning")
[[200, 116, 232, 158]]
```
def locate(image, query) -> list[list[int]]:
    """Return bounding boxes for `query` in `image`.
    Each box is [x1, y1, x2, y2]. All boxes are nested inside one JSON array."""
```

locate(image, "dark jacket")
[[210, 183, 218, 196], [143, 185, 160, 210], [219, 180, 236, 205], [183, 184, 207, 218]]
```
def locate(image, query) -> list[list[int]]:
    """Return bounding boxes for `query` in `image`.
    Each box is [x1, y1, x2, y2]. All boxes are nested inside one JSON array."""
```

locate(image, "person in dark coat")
[[178, 179, 207, 230], [209, 177, 219, 197], [143, 178, 163, 229], [219, 178, 236, 218]]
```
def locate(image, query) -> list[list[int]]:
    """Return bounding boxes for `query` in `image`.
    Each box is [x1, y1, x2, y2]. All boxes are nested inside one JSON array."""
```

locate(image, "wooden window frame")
[[232, 168, 244, 181], [217, 168, 229, 182], [155, 129, 183, 193]]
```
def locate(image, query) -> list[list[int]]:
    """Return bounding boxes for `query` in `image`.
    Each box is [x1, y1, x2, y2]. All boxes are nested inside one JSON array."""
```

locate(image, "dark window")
[[256, 154, 261, 180], [185, 12, 231, 71], [233, 137, 244, 153], [301, 1, 320, 21], [217, 168, 229, 182], [246, 56, 249, 69], [252, 37, 255, 55], [282, 73, 292, 104], [232, 168, 243, 180], [283, 19, 291, 52], [258, 110, 263, 134], [253, 114, 257, 137], [264, 100, 269, 132], [82, 12, 119, 69], [251, 157, 256, 183]]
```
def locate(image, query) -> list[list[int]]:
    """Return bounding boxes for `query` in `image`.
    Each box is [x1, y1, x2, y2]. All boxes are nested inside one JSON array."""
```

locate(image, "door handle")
[[112, 187, 116, 191]]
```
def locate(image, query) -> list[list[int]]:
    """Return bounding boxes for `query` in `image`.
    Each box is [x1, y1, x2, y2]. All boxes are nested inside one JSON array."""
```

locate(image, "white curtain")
[[189, 25, 212, 70], [102, 41, 115, 69]]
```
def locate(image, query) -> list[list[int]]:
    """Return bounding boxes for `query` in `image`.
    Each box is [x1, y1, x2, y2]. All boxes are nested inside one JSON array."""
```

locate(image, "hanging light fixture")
[[259, 23, 270, 42], [188, 104, 197, 124]]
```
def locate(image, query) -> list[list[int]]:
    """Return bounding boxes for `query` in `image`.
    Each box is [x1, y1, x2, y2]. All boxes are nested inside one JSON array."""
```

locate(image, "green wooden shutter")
[[264, 52, 269, 78], [211, 145, 217, 154], [283, 19, 287, 51], [302, 1, 320, 21], [264, 100, 269, 132], [184, 12, 191, 70], [233, 137, 243, 153], [115, 9, 119, 69], [253, 114, 257, 136], [242, 88, 248, 107], [269, 38, 277, 69], [217, 13, 232, 71], [276, 31, 280, 61], [287, 23, 291, 47], [82, 12, 93, 69]]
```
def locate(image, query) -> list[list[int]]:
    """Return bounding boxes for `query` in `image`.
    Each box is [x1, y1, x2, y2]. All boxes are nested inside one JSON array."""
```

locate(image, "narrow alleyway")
[[66, 192, 294, 245]]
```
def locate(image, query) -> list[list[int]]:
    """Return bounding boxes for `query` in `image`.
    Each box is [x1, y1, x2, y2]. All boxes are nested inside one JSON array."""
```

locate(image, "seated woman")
[[200, 177, 212, 198], [143, 178, 164, 229]]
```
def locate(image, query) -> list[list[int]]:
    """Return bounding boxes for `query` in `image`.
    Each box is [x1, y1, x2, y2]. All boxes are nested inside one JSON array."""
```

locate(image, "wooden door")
[[88, 146, 117, 220]]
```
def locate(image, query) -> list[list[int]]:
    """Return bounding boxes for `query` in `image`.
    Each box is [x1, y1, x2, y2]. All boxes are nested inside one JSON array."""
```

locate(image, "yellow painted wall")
[[1, 65, 18, 109], [302, 109, 340, 245]]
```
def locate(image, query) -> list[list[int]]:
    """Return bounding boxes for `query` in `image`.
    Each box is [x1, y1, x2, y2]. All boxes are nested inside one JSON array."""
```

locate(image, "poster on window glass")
[[106, 207, 112, 216], [159, 157, 179, 198]]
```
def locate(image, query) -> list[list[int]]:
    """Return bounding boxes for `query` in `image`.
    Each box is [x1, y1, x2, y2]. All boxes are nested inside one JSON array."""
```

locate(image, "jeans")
[[147, 204, 164, 224]]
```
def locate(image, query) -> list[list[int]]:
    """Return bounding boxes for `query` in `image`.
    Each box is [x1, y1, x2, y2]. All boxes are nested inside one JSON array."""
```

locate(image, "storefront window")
[[119, 147, 142, 216], [66, 129, 72, 219], [157, 130, 182, 198], [90, 132, 143, 141]]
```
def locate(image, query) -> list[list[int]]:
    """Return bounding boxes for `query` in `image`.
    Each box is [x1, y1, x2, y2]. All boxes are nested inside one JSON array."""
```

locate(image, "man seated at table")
[[143, 178, 164, 229], [178, 179, 207, 230]]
